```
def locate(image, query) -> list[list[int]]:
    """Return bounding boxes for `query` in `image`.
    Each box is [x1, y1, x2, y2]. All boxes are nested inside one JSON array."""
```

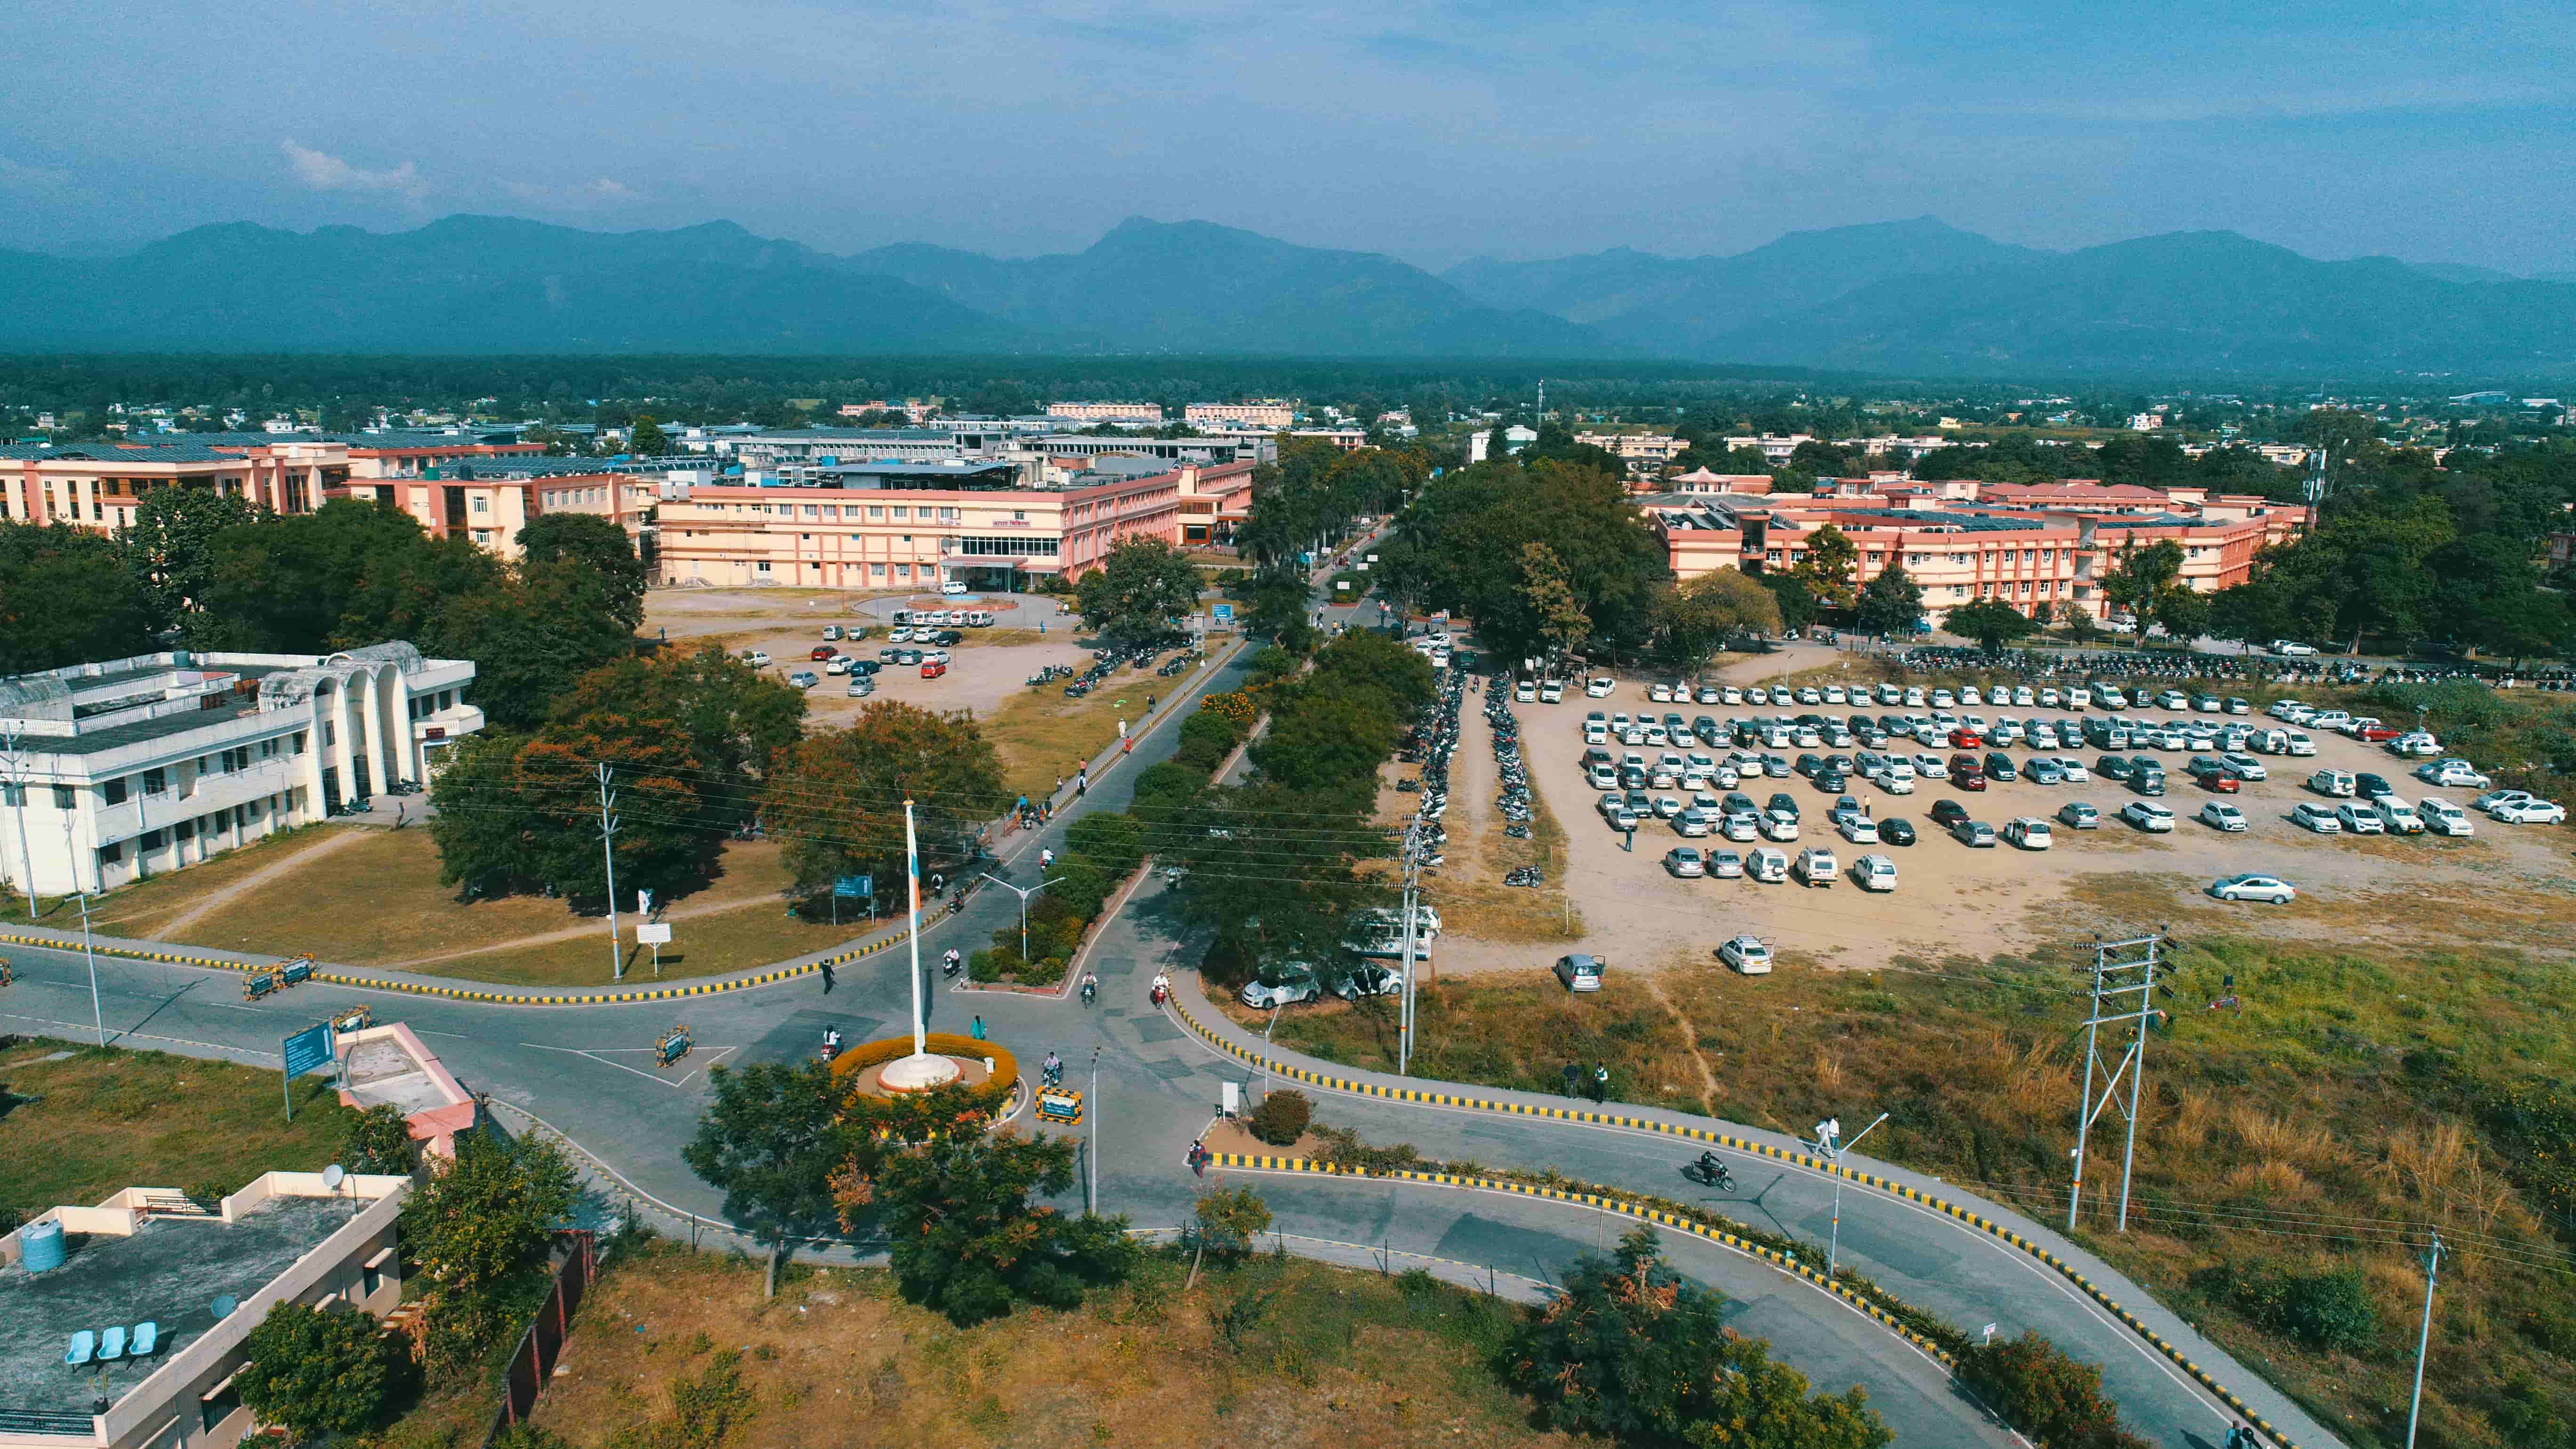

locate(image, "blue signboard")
[[282, 1023, 334, 1079], [1211, 603, 1234, 625], [833, 874, 874, 899]]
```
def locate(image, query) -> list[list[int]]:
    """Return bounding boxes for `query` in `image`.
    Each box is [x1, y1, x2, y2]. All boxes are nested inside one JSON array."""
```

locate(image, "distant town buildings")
[[1183, 399, 1298, 429], [1045, 402, 1165, 425]]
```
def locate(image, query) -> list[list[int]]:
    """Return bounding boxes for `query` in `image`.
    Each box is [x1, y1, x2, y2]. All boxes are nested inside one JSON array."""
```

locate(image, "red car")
[[1949, 727, 1984, 749], [810, 645, 837, 661], [2355, 724, 2401, 742], [920, 660, 948, 678], [1950, 769, 1988, 791]]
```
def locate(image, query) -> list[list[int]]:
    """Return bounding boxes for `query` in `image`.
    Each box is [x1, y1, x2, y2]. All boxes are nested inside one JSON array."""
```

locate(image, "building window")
[[143, 767, 168, 795], [872, 563, 887, 577], [54, 785, 75, 810], [99, 841, 122, 864], [141, 829, 165, 849], [868, 506, 885, 519], [893, 506, 910, 520], [895, 564, 911, 580], [322, 722, 335, 748], [103, 777, 129, 806], [756, 561, 772, 573], [471, 496, 488, 514]]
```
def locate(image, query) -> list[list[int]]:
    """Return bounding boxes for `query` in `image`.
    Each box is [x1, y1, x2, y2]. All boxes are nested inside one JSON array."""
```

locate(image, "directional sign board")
[[1210, 603, 1234, 625], [282, 1023, 334, 1079], [636, 923, 673, 945], [833, 874, 873, 899]]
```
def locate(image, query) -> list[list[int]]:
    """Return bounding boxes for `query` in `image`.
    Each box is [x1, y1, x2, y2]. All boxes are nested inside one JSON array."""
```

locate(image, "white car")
[[1793, 846, 1839, 886], [2219, 753, 2267, 781], [1760, 814, 1800, 842], [1650, 682, 1675, 702], [1850, 853, 1898, 891], [2198, 801, 2247, 832], [2282, 731, 2317, 757], [2334, 803, 2385, 835], [2387, 732, 2440, 758], [1838, 815, 1880, 845], [2290, 801, 2343, 833], [2491, 798, 2568, 824], [2271, 640, 2318, 656], [2004, 817, 2053, 850], [1240, 967, 1322, 1009], [741, 649, 772, 667], [1665, 847, 1707, 878], [2209, 873, 2296, 904], [2418, 797, 2474, 837], [1586, 677, 1616, 698], [2266, 699, 2305, 721], [2120, 801, 2175, 833], [2416, 759, 2490, 790], [1872, 768, 1916, 796], [1515, 680, 1538, 702], [1541, 680, 1566, 703], [2474, 788, 2537, 813], [1719, 935, 1773, 974], [2054, 757, 2091, 782], [2309, 769, 2356, 798]]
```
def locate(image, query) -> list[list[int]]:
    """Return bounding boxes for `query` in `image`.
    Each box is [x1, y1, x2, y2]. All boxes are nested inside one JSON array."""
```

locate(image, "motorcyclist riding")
[[1150, 969, 1172, 1005], [1040, 848, 1055, 869], [822, 1027, 843, 1059], [1696, 1150, 1735, 1192], [1079, 969, 1098, 1004], [1042, 1050, 1063, 1085], [942, 948, 962, 977]]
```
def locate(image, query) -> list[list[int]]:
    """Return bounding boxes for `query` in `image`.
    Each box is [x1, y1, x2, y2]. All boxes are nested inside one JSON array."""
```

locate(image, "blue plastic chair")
[[98, 1326, 127, 1360], [64, 1330, 94, 1366], [130, 1322, 159, 1357]]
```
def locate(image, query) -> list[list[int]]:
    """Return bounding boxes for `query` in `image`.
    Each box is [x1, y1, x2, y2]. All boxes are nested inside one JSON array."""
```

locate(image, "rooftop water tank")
[[19, 1218, 65, 1272]]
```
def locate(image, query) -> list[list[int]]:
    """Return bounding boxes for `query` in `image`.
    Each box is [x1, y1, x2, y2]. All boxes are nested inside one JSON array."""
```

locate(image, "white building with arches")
[[0, 644, 480, 896]]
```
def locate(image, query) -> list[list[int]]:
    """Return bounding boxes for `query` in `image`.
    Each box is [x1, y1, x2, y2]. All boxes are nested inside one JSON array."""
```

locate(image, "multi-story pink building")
[[1046, 402, 1165, 425], [0, 433, 545, 531]]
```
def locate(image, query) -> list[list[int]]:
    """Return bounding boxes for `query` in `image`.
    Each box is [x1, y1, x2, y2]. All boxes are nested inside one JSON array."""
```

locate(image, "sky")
[[4, 0, 2572, 274]]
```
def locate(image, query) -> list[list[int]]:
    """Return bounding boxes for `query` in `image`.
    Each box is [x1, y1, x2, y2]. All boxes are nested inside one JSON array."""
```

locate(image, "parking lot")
[[1437, 660, 2576, 974]]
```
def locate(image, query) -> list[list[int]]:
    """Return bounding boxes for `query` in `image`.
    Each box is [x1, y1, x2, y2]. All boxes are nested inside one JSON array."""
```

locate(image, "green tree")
[[1509, 1227, 1892, 1449], [432, 563, 637, 729], [427, 708, 715, 907], [1761, 572, 1820, 637], [1186, 1185, 1273, 1289], [1947, 598, 2037, 652], [2060, 602, 2104, 644], [1793, 523, 1860, 607], [858, 1106, 1138, 1326], [2097, 539, 2182, 635], [629, 414, 670, 457], [1853, 564, 1925, 637], [1075, 535, 1203, 647], [545, 644, 806, 817], [1519, 542, 1592, 661], [0, 523, 161, 674], [517, 513, 648, 631], [118, 486, 262, 626], [1956, 1331, 2151, 1449], [683, 1061, 859, 1297], [2150, 583, 2214, 644], [401, 1129, 577, 1360], [1649, 570, 1781, 673], [761, 702, 1006, 905], [236, 1301, 396, 1438], [339, 1102, 419, 1175]]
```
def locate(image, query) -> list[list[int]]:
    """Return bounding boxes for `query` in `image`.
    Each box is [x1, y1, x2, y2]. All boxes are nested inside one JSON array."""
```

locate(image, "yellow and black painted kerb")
[[0, 928, 916, 1008], [1174, 997, 2305, 1449]]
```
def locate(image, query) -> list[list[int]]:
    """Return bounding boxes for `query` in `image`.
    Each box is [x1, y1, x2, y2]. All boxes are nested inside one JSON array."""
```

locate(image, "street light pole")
[[977, 872, 1064, 966], [76, 891, 104, 1047], [2404, 1232, 2446, 1449], [1087, 1044, 1102, 1216], [596, 764, 623, 981], [1810, 1111, 1888, 1278]]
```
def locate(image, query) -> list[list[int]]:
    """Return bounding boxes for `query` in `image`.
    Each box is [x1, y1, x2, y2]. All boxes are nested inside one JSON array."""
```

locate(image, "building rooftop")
[[0, 1198, 346, 1424]]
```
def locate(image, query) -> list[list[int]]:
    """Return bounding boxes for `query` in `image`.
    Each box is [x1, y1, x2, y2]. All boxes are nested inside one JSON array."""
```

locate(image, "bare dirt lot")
[[1433, 649, 2576, 974]]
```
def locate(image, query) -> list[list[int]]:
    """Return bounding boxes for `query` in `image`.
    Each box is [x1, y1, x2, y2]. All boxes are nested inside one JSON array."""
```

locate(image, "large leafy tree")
[[237, 1302, 397, 1438], [1517, 542, 1593, 663], [1792, 523, 1860, 606], [546, 644, 806, 818], [1075, 535, 1202, 647], [1649, 570, 1780, 672], [118, 486, 263, 626], [0, 523, 159, 673], [1946, 598, 2037, 652], [427, 564, 636, 729], [1854, 564, 1925, 637], [762, 702, 1006, 903], [428, 698, 715, 905], [684, 1060, 861, 1296], [517, 513, 647, 631], [2096, 538, 2182, 630], [1509, 1227, 1892, 1449], [190, 500, 503, 653], [1382, 458, 1669, 661], [401, 1129, 577, 1360]]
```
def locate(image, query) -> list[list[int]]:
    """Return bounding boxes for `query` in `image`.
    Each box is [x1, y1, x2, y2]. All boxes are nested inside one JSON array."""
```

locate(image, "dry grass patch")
[[976, 662, 1188, 802], [524, 1240, 1551, 1449], [0, 1040, 354, 1218], [0, 825, 348, 936]]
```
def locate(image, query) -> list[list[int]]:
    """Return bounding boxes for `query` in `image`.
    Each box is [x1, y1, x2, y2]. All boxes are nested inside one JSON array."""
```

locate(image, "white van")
[[1851, 853, 1898, 891], [1747, 847, 1789, 883], [941, 580, 969, 596], [1793, 846, 1838, 887], [2283, 731, 2317, 757], [966, 610, 995, 627], [2309, 768, 2356, 797], [2374, 796, 2425, 835]]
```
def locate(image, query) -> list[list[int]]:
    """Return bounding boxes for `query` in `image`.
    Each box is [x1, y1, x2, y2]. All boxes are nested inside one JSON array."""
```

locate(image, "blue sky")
[[4, 0, 2570, 273]]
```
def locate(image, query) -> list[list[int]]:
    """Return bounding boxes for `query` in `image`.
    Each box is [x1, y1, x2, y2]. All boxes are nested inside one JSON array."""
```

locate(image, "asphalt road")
[[0, 541, 2343, 1449]]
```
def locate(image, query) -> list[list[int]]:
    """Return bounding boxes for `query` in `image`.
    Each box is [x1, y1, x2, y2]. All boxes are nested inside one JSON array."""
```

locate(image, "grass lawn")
[[974, 648, 1216, 803], [521, 1240, 1554, 1449], [1236, 934, 2576, 1449], [138, 831, 841, 985], [0, 824, 346, 937], [0, 1040, 357, 1220]]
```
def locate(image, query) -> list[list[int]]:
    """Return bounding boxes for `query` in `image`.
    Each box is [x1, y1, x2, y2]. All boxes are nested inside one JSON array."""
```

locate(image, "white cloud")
[[499, 175, 648, 207], [280, 139, 425, 198]]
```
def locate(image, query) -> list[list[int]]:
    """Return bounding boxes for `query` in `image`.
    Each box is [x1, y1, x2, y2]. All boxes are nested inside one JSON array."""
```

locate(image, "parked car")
[[1878, 816, 1917, 846], [1746, 847, 1790, 882], [1707, 849, 1746, 878], [2355, 773, 2397, 801], [2198, 801, 2247, 832], [2416, 759, 2490, 789], [2290, 801, 2344, 833], [1553, 954, 1607, 992], [2271, 639, 2318, 656], [2334, 803, 2386, 835], [2491, 797, 2568, 824], [2309, 768, 2356, 798], [1718, 936, 1772, 975], [2220, 752, 2267, 781], [2058, 800, 2101, 829], [1837, 814, 1879, 844], [1950, 817, 1997, 847], [2054, 757, 2091, 782], [2120, 801, 2175, 833], [2375, 796, 2425, 834], [2209, 873, 2296, 904], [2419, 797, 2474, 836], [2004, 817, 2053, 850], [787, 670, 819, 688], [1241, 964, 1322, 1008], [1794, 846, 1839, 886], [1851, 853, 1898, 891], [1586, 677, 1616, 697], [741, 649, 772, 667]]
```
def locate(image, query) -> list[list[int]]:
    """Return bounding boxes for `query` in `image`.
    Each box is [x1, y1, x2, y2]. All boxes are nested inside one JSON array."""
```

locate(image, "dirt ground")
[[1430, 644, 2576, 974], [643, 585, 1096, 727]]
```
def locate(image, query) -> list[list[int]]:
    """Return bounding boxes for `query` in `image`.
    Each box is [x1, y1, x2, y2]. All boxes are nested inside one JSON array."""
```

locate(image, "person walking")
[[820, 959, 836, 994], [1593, 1062, 1611, 1103], [970, 1015, 987, 1041], [1076, 772, 1088, 797], [1562, 1061, 1581, 1097]]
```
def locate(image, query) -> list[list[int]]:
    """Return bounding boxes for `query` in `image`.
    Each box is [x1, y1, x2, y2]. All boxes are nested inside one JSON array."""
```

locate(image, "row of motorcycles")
[[1026, 662, 1076, 686], [1400, 676, 1462, 869], [1486, 686, 1545, 886]]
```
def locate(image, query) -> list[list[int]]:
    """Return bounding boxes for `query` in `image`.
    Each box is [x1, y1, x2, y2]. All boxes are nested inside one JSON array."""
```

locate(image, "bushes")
[[1245, 1089, 1312, 1146], [235, 1301, 400, 1438], [2193, 1262, 2379, 1353], [1956, 1331, 2151, 1449], [1175, 708, 1242, 772]]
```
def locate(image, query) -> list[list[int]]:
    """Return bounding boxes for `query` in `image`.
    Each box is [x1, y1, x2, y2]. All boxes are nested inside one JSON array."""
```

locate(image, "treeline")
[[0, 498, 644, 726]]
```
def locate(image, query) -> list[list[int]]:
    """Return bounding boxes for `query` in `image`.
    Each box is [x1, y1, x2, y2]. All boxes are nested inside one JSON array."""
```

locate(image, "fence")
[[484, 1230, 597, 1446]]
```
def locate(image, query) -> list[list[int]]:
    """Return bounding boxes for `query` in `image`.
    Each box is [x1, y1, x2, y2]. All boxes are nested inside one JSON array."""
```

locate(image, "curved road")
[[0, 555, 2341, 1449]]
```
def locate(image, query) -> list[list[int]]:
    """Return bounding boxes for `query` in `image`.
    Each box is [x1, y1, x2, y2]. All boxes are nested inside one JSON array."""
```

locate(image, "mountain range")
[[3, 213, 2572, 376]]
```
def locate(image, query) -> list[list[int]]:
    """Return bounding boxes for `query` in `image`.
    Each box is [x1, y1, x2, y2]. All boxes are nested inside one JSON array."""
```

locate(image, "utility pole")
[[1810, 1111, 1888, 1277], [1398, 817, 1422, 1076], [76, 890, 104, 1046], [2069, 932, 2164, 1232], [1087, 1044, 1102, 1216], [2405, 1232, 2445, 1449], [596, 764, 624, 980], [1, 725, 37, 918]]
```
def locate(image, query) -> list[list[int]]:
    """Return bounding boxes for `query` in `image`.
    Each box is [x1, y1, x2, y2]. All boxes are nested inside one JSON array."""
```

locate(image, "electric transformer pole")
[[2068, 932, 2164, 1233]]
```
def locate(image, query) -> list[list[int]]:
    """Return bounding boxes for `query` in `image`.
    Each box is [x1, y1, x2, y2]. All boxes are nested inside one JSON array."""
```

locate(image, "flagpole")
[[905, 797, 926, 1058]]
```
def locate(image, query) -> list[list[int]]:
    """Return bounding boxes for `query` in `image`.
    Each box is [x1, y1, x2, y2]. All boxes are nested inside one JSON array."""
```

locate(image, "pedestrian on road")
[[1076, 773, 1088, 797], [820, 959, 836, 994], [1593, 1063, 1610, 1103], [1562, 1061, 1581, 1096], [970, 1015, 986, 1041], [1055, 773, 1063, 793], [1146, 694, 1156, 713], [1189, 1138, 1208, 1177]]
